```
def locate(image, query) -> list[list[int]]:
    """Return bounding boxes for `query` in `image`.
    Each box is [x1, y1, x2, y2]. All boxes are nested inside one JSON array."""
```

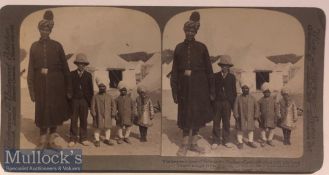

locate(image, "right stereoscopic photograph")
[[162, 8, 304, 157]]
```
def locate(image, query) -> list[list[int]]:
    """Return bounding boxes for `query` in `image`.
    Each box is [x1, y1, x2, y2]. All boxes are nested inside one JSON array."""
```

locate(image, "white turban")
[[137, 85, 147, 93], [261, 82, 270, 92], [94, 70, 110, 89], [117, 81, 128, 90], [239, 80, 251, 89], [281, 87, 291, 94]]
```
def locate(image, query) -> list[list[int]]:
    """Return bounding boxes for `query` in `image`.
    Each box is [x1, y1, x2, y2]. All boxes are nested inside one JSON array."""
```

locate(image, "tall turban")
[[38, 10, 54, 31], [183, 11, 200, 32]]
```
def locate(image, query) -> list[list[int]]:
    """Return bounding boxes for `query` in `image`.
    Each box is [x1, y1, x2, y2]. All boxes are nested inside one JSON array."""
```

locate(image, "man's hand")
[[114, 115, 119, 121], [30, 95, 35, 102], [173, 95, 178, 104], [233, 115, 239, 121], [210, 94, 215, 101], [67, 93, 72, 99], [92, 117, 97, 128]]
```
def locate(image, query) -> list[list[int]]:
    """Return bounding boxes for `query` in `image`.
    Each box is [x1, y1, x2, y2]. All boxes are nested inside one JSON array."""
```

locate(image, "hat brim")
[[74, 61, 89, 65], [218, 63, 233, 67]]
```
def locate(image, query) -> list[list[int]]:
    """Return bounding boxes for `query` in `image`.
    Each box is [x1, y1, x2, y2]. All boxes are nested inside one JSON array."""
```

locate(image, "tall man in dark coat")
[[27, 10, 72, 149], [68, 53, 94, 147], [170, 11, 215, 156], [212, 55, 237, 149]]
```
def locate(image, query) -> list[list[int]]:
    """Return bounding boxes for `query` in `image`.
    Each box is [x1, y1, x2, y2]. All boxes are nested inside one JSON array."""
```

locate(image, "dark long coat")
[[214, 72, 237, 109], [170, 39, 215, 130], [27, 38, 72, 128], [115, 95, 136, 127], [258, 96, 278, 129], [233, 94, 259, 131]]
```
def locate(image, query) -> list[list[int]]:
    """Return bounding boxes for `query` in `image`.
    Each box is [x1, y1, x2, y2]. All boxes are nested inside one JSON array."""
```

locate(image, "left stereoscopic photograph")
[[19, 7, 161, 155]]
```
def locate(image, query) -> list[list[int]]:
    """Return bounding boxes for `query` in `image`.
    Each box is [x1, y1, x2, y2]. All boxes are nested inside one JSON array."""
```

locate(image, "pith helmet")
[[74, 53, 89, 65], [218, 55, 233, 67]]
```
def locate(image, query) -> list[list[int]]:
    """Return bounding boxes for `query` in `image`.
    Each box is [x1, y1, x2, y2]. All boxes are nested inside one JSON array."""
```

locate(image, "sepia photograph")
[[162, 8, 304, 157], [0, 3, 325, 173], [19, 7, 162, 155]]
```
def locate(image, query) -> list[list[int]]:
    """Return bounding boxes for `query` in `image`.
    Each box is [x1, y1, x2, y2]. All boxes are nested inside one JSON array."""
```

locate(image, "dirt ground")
[[162, 90, 304, 157], [20, 88, 161, 155]]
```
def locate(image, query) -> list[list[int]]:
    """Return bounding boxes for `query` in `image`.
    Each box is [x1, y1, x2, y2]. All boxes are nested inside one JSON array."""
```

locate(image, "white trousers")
[[118, 126, 132, 139], [237, 131, 254, 143], [261, 128, 274, 141], [94, 129, 111, 141]]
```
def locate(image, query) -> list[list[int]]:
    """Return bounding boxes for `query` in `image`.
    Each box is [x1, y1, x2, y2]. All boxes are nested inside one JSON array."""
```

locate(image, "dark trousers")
[[182, 128, 199, 137], [70, 98, 89, 142], [40, 127, 57, 135], [282, 128, 292, 143], [212, 100, 232, 144], [139, 126, 148, 138]]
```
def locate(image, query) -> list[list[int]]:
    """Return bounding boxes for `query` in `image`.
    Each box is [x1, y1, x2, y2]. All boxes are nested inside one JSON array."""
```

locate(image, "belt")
[[178, 68, 206, 72], [35, 67, 63, 72], [36, 67, 63, 75]]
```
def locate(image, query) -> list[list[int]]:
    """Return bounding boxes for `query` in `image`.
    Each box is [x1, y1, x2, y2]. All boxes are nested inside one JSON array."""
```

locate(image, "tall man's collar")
[[184, 38, 195, 44], [39, 37, 50, 41]]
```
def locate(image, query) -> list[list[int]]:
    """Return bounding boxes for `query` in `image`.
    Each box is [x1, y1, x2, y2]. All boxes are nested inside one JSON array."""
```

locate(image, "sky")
[[20, 7, 161, 88], [163, 8, 305, 70], [20, 7, 305, 88], [20, 7, 160, 70]]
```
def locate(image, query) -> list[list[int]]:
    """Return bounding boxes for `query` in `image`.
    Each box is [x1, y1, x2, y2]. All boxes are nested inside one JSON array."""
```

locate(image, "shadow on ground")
[[163, 116, 284, 148]]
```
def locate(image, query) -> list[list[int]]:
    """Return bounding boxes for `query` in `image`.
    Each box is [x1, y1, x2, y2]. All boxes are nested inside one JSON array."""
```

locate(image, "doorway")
[[109, 70, 123, 88], [255, 71, 271, 90]]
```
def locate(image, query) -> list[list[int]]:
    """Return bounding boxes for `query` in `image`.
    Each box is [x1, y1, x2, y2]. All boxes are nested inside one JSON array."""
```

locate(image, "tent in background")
[[285, 67, 304, 94], [65, 43, 137, 90], [138, 52, 161, 92]]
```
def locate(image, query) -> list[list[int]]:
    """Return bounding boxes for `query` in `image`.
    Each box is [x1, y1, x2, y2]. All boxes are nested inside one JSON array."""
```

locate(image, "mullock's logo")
[[4, 149, 82, 172]]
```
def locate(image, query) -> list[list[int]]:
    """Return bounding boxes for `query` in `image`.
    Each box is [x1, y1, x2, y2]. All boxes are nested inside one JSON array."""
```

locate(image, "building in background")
[[162, 53, 303, 94]]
